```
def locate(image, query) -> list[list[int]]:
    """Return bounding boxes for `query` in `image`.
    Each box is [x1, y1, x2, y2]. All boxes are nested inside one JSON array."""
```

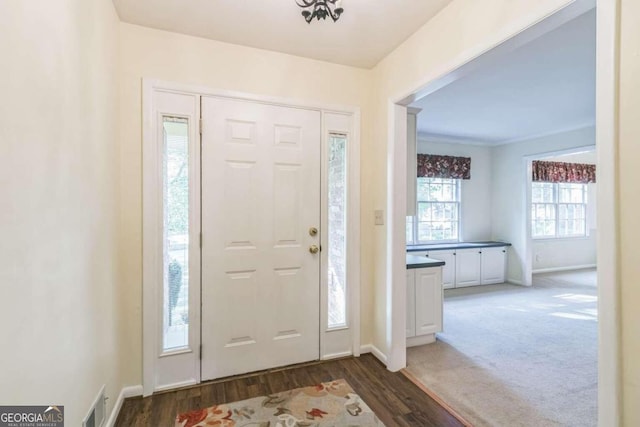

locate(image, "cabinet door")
[[426, 251, 456, 289], [455, 249, 482, 287], [481, 247, 507, 285], [406, 270, 416, 338], [415, 268, 443, 336]]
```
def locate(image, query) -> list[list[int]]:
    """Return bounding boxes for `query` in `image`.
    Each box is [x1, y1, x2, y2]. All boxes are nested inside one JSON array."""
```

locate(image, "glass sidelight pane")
[[328, 134, 347, 329], [163, 117, 190, 351]]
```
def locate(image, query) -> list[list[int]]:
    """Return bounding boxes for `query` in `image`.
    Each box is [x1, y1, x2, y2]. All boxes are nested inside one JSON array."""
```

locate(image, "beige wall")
[[618, 0, 640, 423], [369, 0, 574, 354], [4, 1, 638, 424], [0, 0, 124, 424], [118, 23, 374, 384]]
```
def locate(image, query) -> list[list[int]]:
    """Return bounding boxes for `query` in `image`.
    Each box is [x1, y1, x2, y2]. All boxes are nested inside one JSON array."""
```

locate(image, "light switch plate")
[[374, 209, 384, 225]]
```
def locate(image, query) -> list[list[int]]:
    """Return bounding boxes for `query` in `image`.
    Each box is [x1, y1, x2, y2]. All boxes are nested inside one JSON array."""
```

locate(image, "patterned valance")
[[417, 154, 471, 180], [532, 160, 596, 184]]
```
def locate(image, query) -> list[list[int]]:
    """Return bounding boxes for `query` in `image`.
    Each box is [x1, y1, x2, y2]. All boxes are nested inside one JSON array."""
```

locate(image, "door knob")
[[309, 245, 320, 254]]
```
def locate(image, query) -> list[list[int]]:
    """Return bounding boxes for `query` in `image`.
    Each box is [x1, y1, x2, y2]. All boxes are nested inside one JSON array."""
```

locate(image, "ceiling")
[[412, 9, 596, 145], [112, 0, 452, 69]]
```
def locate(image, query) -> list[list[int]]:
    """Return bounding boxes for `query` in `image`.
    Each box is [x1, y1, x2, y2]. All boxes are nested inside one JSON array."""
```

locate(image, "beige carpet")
[[406, 269, 597, 427]]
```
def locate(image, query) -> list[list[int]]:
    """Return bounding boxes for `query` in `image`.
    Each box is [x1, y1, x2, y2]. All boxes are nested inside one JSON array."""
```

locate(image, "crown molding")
[[493, 121, 595, 146], [417, 122, 596, 148], [417, 131, 500, 146]]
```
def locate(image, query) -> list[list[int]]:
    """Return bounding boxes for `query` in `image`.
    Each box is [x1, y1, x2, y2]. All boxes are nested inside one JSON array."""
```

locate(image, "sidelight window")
[[162, 116, 190, 351], [327, 133, 348, 329]]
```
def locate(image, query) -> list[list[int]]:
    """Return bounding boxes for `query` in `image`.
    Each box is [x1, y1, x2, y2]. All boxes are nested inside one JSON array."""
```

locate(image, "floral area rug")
[[175, 379, 385, 427]]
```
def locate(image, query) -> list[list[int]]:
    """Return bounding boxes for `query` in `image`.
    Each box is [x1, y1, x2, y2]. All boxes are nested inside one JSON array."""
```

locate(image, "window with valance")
[[532, 160, 596, 183], [407, 154, 470, 243], [531, 160, 595, 239]]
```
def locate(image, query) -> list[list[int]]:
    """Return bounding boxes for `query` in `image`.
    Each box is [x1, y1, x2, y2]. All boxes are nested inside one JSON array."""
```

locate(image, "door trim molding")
[[142, 79, 361, 394]]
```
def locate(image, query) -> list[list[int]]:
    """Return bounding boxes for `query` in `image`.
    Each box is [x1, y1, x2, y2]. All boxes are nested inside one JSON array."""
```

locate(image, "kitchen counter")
[[406, 254, 446, 269], [407, 241, 511, 252]]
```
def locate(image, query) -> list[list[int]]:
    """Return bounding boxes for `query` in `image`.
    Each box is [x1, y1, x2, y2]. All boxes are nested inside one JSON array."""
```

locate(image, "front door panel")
[[200, 97, 321, 380]]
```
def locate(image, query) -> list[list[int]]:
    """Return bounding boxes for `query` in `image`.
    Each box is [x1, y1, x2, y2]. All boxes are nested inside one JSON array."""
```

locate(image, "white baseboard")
[[533, 264, 597, 274], [154, 380, 198, 393], [106, 385, 143, 427], [360, 344, 372, 354], [321, 351, 353, 360], [406, 334, 436, 347], [360, 344, 387, 365]]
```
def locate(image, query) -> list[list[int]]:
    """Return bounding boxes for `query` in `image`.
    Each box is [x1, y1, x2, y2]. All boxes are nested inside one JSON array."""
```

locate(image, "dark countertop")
[[407, 241, 511, 252], [406, 254, 446, 269]]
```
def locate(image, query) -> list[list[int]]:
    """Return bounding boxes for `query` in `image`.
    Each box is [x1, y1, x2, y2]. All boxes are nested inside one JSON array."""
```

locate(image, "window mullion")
[[554, 183, 560, 238]]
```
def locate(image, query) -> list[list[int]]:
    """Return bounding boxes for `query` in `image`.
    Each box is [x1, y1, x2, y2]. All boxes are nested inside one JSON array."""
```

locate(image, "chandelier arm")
[[328, 5, 343, 22], [296, 0, 317, 7], [295, 0, 343, 23]]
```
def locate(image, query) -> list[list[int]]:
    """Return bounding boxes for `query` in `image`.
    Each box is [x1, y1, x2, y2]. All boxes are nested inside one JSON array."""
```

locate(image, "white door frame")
[[142, 79, 361, 395], [385, 1, 621, 425]]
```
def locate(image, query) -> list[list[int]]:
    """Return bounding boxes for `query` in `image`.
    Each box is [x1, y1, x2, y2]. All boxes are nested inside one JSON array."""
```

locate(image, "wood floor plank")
[[115, 354, 463, 427]]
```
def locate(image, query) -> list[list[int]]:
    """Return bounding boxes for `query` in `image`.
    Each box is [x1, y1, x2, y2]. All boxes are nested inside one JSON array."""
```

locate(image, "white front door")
[[200, 96, 321, 380]]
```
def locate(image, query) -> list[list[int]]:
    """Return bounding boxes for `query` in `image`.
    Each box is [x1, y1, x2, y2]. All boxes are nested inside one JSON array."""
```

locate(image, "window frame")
[[408, 177, 462, 244], [531, 181, 588, 240]]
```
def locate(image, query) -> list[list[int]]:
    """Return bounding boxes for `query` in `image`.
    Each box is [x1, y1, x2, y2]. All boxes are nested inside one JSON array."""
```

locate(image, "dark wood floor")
[[116, 354, 463, 427]]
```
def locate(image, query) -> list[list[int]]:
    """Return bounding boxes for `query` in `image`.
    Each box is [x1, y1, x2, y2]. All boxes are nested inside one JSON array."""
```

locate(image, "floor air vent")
[[83, 385, 107, 427]]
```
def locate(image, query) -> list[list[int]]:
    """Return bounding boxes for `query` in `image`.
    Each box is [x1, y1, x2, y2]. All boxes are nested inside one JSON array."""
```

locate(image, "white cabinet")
[[481, 247, 507, 284], [425, 250, 456, 289], [455, 249, 482, 287], [407, 244, 508, 290], [415, 268, 443, 336], [406, 267, 443, 346]]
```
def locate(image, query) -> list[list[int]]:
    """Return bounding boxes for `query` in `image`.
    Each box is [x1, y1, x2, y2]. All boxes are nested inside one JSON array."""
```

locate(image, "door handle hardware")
[[309, 227, 318, 236], [309, 245, 320, 254]]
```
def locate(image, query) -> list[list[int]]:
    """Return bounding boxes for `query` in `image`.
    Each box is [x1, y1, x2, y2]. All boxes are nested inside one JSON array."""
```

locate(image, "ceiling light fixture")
[[296, 0, 344, 24]]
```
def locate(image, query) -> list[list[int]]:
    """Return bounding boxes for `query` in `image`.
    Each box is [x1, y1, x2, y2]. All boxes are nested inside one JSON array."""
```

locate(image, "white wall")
[[0, 0, 125, 424], [118, 23, 374, 385], [490, 126, 595, 282], [417, 139, 493, 241], [532, 150, 597, 272], [532, 231, 596, 271]]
